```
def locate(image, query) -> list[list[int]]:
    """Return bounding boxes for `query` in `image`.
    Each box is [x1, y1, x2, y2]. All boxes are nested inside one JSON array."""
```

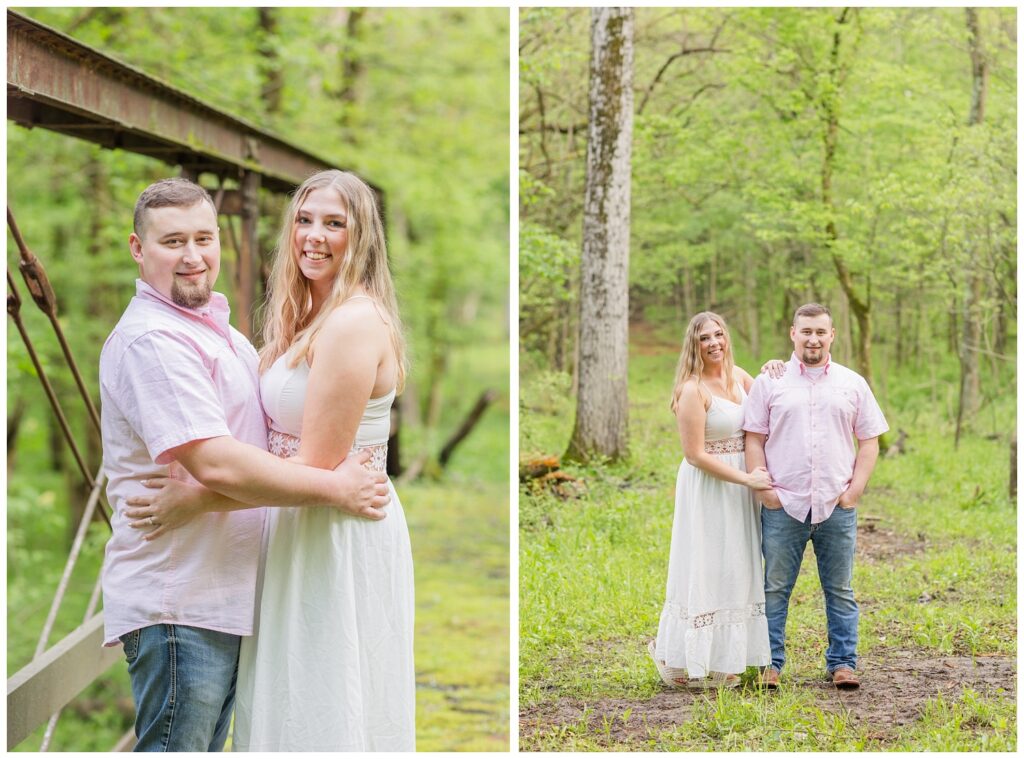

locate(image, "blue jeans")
[[761, 505, 859, 674], [120, 624, 240, 752]]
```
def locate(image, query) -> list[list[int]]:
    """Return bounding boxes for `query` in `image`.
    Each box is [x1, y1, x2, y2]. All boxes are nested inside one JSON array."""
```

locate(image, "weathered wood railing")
[[7, 615, 124, 750]]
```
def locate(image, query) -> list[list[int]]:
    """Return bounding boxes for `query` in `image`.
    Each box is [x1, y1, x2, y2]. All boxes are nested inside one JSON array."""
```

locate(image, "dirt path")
[[629, 321, 679, 356], [519, 651, 1014, 749], [520, 523, 1014, 749]]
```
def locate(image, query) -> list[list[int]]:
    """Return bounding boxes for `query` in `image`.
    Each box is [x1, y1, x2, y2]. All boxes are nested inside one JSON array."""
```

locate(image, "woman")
[[125, 170, 415, 749], [649, 312, 773, 689]]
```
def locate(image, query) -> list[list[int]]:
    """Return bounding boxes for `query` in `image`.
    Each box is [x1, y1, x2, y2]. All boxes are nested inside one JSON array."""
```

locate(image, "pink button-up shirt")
[[100, 280, 267, 645], [742, 353, 888, 524]]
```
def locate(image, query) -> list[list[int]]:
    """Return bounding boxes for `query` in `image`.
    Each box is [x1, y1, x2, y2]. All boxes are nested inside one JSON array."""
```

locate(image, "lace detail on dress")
[[358, 443, 389, 473], [268, 430, 301, 458], [663, 601, 766, 630], [704, 436, 744, 455], [267, 430, 388, 473]]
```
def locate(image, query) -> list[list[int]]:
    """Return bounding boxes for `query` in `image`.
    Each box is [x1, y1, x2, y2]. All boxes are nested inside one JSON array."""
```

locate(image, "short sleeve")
[[109, 331, 232, 464], [742, 375, 772, 434], [854, 379, 889, 440]]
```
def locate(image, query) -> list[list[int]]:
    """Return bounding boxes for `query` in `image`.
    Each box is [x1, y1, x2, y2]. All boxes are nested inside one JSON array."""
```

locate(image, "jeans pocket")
[[120, 629, 141, 663]]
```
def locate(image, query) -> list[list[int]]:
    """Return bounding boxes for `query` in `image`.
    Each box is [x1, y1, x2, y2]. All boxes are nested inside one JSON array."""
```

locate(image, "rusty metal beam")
[[6, 10, 381, 199]]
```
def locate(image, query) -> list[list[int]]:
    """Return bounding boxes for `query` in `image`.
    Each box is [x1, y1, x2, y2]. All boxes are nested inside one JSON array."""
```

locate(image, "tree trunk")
[[708, 247, 718, 310], [337, 8, 367, 141], [673, 268, 684, 324], [956, 8, 988, 444], [893, 289, 903, 368], [683, 264, 695, 318], [1010, 433, 1017, 501], [743, 247, 759, 358], [966, 9, 988, 126], [820, 9, 873, 387], [556, 281, 571, 373], [7, 395, 27, 472], [257, 8, 283, 117], [994, 297, 1008, 355], [566, 7, 633, 462]]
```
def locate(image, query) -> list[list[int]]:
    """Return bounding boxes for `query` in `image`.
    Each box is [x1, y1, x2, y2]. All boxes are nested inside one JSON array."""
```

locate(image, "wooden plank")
[[7, 614, 123, 749], [112, 728, 137, 752], [237, 169, 261, 338]]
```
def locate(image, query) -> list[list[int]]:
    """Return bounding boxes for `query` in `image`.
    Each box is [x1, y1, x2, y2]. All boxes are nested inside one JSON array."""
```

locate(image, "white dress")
[[654, 383, 770, 677], [232, 353, 416, 751]]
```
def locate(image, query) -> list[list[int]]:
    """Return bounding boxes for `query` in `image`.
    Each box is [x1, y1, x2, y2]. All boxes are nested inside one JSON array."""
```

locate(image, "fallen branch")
[[397, 388, 498, 484], [439, 389, 497, 466]]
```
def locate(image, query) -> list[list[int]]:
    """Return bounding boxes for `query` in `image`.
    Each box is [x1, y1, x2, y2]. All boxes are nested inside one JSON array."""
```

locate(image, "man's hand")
[[758, 489, 783, 509], [331, 449, 390, 520], [837, 487, 861, 510]]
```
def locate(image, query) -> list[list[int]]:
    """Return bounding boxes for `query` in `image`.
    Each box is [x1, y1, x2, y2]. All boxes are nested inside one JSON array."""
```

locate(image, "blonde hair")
[[258, 170, 406, 392], [669, 311, 735, 413]]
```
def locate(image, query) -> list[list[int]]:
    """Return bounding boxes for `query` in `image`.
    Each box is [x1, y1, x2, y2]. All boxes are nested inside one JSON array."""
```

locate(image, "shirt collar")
[[792, 352, 831, 376], [135, 279, 233, 338]]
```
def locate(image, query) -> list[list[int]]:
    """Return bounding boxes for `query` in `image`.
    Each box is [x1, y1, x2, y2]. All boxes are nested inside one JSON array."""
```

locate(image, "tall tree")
[[337, 7, 366, 142], [955, 7, 988, 444], [566, 7, 633, 461], [819, 8, 874, 385], [257, 8, 283, 116]]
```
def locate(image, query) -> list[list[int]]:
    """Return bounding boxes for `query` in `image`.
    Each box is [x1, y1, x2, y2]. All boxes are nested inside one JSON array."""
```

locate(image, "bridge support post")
[[239, 168, 261, 339]]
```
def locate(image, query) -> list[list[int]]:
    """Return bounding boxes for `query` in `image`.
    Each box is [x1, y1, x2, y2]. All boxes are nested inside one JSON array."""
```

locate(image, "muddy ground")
[[520, 523, 1015, 749], [520, 651, 1015, 749]]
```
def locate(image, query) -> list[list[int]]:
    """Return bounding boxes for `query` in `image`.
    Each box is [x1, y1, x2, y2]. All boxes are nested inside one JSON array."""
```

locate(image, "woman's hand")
[[746, 466, 773, 491], [760, 359, 786, 379], [123, 478, 209, 541]]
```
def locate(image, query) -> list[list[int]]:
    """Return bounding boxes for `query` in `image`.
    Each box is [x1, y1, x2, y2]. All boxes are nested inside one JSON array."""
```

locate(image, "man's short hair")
[[793, 302, 832, 325], [133, 178, 216, 237]]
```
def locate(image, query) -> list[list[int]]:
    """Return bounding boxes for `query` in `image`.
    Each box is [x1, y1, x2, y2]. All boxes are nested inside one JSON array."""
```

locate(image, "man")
[[743, 303, 888, 691], [100, 178, 389, 751]]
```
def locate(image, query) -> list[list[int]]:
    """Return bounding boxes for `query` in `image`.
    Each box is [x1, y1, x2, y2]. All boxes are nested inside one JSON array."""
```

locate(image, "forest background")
[[519, 7, 1016, 751], [7, 7, 509, 751]]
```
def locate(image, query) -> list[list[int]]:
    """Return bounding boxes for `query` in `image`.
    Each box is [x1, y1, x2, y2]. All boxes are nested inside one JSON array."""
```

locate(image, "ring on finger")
[[148, 516, 157, 527]]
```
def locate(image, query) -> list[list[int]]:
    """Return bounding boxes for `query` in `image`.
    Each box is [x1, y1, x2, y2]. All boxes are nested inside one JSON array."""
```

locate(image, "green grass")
[[409, 481, 510, 751], [519, 337, 1016, 751]]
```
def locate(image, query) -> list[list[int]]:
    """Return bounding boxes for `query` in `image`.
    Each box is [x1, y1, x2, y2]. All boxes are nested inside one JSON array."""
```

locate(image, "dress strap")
[[695, 378, 714, 410]]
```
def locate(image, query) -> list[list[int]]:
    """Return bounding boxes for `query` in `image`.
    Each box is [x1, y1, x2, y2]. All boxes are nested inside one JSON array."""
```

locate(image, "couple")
[[650, 305, 887, 690], [99, 173, 415, 751]]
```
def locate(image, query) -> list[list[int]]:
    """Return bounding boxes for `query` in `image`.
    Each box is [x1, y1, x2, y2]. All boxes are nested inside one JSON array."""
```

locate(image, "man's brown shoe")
[[758, 667, 780, 690], [831, 667, 860, 690]]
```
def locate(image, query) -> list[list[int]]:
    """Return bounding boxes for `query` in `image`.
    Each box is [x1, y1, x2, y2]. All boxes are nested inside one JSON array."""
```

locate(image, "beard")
[[171, 275, 212, 308], [801, 347, 825, 365]]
